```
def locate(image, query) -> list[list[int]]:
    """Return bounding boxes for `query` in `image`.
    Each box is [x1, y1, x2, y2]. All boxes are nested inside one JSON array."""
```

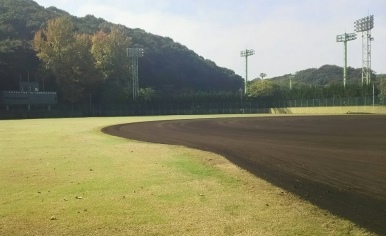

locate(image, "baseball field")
[[1, 114, 385, 235]]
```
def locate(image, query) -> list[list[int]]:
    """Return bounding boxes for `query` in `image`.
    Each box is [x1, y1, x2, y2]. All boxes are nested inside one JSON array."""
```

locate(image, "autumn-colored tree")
[[91, 26, 132, 102], [91, 26, 131, 81], [33, 17, 102, 103], [247, 79, 277, 97]]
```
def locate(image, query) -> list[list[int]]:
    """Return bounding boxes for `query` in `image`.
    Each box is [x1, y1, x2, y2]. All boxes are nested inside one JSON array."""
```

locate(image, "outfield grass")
[[0, 115, 374, 235]]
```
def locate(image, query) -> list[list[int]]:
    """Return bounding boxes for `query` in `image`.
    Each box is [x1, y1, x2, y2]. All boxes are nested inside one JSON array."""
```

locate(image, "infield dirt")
[[103, 115, 386, 235]]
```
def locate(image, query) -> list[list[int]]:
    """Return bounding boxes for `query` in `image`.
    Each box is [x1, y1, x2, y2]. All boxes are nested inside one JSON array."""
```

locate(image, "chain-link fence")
[[1, 96, 385, 119]]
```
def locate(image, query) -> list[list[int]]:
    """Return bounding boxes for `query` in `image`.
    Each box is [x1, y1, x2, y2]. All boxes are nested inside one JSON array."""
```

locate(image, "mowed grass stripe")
[[0, 116, 374, 235]]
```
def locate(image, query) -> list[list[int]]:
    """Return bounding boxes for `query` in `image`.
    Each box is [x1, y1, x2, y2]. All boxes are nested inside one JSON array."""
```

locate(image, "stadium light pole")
[[240, 49, 255, 94], [289, 74, 295, 90], [336, 33, 357, 87], [355, 15, 374, 85], [127, 48, 144, 100]]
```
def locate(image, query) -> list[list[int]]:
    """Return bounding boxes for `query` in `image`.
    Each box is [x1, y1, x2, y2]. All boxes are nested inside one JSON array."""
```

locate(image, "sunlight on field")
[[0, 115, 374, 235]]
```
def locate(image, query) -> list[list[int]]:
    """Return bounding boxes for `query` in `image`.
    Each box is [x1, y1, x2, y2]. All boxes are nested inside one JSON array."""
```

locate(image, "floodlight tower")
[[127, 48, 144, 100], [354, 15, 374, 85], [240, 49, 255, 94], [336, 33, 357, 87], [289, 74, 295, 90]]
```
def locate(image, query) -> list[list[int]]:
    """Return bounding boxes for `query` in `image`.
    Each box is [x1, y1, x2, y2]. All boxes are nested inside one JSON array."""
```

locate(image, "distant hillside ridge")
[[268, 65, 369, 87], [0, 0, 243, 103], [1, 0, 384, 104]]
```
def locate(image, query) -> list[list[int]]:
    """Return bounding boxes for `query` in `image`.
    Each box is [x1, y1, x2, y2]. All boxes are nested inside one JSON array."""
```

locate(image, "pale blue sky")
[[34, 0, 386, 79]]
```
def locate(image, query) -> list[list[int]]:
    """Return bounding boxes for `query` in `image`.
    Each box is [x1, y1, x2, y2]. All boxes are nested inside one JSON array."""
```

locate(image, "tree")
[[377, 74, 386, 98], [0, 39, 39, 90], [91, 26, 131, 81], [72, 34, 103, 95], [139, 87, 156, 102], [91, 26, 132, 103], [33, 17, 75, 65], [33, 17, 102, 103], [247, 79, 277, 98]]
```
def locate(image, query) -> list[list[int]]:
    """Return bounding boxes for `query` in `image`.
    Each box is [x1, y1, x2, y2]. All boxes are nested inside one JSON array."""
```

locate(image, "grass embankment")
[[0, 116, 374, 235]]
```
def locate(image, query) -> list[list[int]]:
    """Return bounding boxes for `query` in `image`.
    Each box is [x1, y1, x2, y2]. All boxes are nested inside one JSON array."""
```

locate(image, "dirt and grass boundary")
[[0, 116, 378, 235]]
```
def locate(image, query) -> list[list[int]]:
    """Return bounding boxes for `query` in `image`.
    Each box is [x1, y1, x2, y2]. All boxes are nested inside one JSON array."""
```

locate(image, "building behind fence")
[[0, 81, 57, 115], [0, 96, 385, 119]]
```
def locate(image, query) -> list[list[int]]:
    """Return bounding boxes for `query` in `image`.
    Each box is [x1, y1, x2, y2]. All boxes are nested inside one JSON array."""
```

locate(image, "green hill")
[[0, 0, 243, 103], [1, 0, 384, 104], [268, 65, 364, 87]]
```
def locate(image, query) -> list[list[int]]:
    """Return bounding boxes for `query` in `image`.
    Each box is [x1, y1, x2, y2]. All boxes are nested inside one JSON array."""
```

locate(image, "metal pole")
[[240, 49, 255, 95], [245, 55, 248, 94], [336, 33, 356, 87], [355, 15, 374, 86], [373, 83, 375, 106], [132, 56, 139, 100], [344, 40, 347, 87], [367, 32, 373, 85], [127, 48, 144, 101], [361, 31, 364, 85]]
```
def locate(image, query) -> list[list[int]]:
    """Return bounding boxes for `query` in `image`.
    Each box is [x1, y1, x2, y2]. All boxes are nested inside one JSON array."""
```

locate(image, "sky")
[[33, 0, 386, 79]]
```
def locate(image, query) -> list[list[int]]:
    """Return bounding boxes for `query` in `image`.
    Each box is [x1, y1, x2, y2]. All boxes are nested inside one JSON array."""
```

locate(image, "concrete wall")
[[270, 106, 386, 114]]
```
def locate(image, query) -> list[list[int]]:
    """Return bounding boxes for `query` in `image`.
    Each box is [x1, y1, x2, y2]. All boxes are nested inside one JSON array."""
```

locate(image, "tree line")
[[246, 78, 385, 103]]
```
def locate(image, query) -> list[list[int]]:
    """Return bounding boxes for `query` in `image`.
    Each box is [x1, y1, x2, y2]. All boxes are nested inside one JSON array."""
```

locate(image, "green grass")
[[0, 115, 374, 235]]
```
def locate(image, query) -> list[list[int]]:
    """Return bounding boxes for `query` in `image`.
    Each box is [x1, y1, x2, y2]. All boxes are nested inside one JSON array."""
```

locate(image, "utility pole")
[[240, 49, 255, 94], [336, 33, 356, 87], [127, 48, 144, 100]]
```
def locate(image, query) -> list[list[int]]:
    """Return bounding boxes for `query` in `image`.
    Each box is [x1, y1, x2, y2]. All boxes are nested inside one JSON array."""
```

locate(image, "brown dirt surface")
[[102, 115, 386, 235]]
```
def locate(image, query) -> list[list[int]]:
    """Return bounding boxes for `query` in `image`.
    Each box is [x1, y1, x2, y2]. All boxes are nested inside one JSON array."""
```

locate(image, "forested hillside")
[[268, 65, 369, 86], [247, 65, 385, 101], [0, 0, 243, 103], [1, 0, 384, 105]]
